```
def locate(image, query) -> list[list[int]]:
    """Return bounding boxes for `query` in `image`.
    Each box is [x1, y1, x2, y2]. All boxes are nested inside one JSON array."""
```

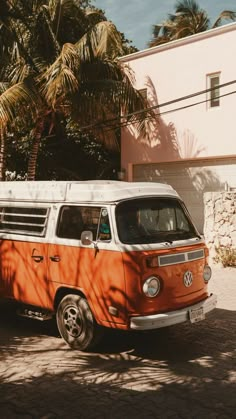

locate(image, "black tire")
[[56, 294, 102, 351]]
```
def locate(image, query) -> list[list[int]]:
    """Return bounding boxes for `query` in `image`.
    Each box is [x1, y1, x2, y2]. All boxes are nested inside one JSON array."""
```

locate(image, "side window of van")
[[57, 206, 84, 240], [0, 206, 49, 236], [57, 206, 111, 241]]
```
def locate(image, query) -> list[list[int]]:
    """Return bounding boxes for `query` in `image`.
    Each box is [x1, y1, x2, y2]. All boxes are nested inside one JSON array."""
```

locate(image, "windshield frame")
[[115, 197, 199, 245]]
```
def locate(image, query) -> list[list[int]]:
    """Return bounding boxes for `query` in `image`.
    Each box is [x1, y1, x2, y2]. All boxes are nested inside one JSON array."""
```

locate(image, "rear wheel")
[[56, 294, 102, 351]]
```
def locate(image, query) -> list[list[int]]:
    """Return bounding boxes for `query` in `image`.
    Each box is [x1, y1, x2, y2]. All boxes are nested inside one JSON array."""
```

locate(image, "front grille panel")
[[158, 249, 204, 267]]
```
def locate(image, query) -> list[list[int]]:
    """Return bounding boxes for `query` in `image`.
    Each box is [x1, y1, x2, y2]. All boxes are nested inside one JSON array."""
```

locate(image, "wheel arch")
[[55, 289, 104, 351], [54, 287, 87, 311], [54, 286, 103, 328]]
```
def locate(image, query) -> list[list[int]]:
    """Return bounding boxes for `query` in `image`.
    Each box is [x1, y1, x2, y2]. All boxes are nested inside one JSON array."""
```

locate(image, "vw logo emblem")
[[183, 271, 193, 287]]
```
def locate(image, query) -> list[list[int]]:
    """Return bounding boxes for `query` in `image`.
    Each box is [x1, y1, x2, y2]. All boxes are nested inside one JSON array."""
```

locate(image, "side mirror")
[[81, 231, 93, 246]]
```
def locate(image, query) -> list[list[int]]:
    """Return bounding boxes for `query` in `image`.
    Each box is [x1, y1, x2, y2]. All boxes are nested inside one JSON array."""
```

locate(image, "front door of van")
[[47, 205, 127, 326]]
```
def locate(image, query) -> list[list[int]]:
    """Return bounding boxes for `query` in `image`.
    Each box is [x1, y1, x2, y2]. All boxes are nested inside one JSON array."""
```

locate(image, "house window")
[[207, 73, 220, 108]]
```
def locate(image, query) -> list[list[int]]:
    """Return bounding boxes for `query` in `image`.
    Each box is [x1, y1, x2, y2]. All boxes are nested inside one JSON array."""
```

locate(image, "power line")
[[102, 88, 236, 133], [79, 79, 236, 132], [121, 79, 236, 119]]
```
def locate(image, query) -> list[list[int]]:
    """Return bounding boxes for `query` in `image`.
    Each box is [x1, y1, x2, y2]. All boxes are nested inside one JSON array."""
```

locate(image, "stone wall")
[[204, 192, 236, 262]]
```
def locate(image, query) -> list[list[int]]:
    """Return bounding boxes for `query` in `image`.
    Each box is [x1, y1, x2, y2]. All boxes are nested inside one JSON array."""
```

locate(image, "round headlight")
[[203, 265, 212, 282], [143, 276, 161, 297]]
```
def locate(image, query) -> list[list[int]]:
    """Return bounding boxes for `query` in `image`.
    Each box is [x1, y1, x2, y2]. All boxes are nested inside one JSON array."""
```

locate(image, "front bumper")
[[130, 293, 217, 330]]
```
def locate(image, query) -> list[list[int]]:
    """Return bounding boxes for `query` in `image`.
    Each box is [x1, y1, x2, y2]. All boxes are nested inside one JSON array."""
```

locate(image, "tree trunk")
[[27, 119, 44, 181], [0, 128, 5, 181]]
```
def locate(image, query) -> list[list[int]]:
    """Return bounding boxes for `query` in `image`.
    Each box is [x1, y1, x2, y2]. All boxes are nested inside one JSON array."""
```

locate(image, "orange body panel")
[[122, 243, 208, 317], [0, 238, 209, 330], [0, 239, 53, 307], [48, 244, 126, 326], [0, 239, 126, 326]]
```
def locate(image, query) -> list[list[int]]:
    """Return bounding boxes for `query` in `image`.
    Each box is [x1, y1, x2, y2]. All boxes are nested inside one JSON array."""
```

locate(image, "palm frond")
[[149, 36, 170, 47], [39, 43, 80, 108], [49, 0, 84, 23], [8, 57, 32, 83], [0, 80, 39, 127], [32, 5, 60, 63], [76, 21, 123, 61], [149, 20, 176, 45], [80, 58, 124, 82], [0, 82, 9, 94], [48, 0, 91, 44], [84, 7, 107, 26], [212, 10, 236, 28], [152, 24, 162, 38], [175, 0, 201, 17], [70, 74, 150, 150], [149, 0, 211, 46]]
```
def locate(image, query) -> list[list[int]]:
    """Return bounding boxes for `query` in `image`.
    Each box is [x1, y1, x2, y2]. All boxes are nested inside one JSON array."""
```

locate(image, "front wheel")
[[56, 294, 102, 351]]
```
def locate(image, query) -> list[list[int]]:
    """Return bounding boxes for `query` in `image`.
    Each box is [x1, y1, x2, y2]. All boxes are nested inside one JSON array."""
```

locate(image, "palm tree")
[[149, 0, 236, 47], [0, 0, 147, 180]]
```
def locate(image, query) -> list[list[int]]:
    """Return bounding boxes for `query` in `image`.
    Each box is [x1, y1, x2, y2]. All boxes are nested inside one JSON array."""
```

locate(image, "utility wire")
[[101, 89, 236, 133], [79, 79, 236, 132]]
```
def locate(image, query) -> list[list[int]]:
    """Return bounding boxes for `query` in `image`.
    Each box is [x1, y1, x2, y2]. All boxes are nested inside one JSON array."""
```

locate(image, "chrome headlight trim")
[[203, 265, 212, 282], [143, 276, 161, 298]]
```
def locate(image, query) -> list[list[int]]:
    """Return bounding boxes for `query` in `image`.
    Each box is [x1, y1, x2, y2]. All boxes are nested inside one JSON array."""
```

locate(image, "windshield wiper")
[[172, 230, 202, 240]]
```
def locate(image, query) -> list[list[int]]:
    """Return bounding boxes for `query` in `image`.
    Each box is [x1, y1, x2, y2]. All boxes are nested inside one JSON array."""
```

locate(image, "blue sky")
[[92, 0, 236, 50]]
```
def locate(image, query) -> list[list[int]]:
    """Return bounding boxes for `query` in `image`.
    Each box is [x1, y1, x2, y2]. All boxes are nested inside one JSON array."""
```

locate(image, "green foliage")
[[214, 246, 236, 267], [37, 135, 119, 180], [0, 0, 146, 180], [5, 118, 120, 180], [118, 32, 138, 55]]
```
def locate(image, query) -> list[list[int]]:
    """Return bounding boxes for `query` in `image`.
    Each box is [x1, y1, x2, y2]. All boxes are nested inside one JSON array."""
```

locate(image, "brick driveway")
[[0, 266, 235, 419]]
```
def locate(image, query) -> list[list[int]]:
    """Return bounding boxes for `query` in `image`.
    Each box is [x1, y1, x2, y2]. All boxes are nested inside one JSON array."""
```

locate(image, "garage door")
[[133, 158, 236, 233]]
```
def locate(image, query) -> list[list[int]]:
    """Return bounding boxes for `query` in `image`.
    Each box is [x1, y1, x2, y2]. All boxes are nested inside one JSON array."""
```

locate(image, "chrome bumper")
[[130, 294, 217, 330]]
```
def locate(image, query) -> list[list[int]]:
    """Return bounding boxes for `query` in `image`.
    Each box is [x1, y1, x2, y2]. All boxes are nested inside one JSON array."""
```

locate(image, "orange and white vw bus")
[[0, 180, 217, 350]]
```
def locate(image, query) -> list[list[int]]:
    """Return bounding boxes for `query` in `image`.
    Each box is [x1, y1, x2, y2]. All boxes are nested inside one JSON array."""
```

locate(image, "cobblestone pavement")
[[0, 266, 235, 419]]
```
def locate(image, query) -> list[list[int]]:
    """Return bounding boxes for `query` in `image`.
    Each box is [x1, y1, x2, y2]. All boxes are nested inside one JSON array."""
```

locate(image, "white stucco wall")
[[120, 23, 236, 174]]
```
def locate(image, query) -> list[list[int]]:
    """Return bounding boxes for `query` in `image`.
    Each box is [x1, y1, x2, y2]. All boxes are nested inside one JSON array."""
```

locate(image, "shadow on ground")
[[0, 301, 235, 419]]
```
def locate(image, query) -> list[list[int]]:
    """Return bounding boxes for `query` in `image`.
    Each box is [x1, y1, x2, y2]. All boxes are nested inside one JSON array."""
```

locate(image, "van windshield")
[[116, 198, 198, 244]]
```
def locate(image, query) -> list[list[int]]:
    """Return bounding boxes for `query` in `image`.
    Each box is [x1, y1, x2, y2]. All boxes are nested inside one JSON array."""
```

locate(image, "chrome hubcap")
[[63, 306, 82, 338]]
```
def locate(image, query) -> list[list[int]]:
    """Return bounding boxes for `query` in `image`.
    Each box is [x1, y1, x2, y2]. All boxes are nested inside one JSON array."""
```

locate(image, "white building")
[[120, 22, 236, 233]]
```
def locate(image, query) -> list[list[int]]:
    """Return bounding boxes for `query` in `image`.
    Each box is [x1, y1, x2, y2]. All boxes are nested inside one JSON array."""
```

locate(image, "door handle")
[[31, 255, 44, 263], [50, 255, 61, 262]]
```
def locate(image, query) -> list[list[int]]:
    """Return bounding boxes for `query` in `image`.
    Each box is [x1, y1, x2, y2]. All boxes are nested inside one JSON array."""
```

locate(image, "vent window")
[[0, 206, 50, 236]]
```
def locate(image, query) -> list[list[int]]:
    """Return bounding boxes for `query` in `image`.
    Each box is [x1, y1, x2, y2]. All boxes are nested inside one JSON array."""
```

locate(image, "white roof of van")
[[0, 180, 179, 203]]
